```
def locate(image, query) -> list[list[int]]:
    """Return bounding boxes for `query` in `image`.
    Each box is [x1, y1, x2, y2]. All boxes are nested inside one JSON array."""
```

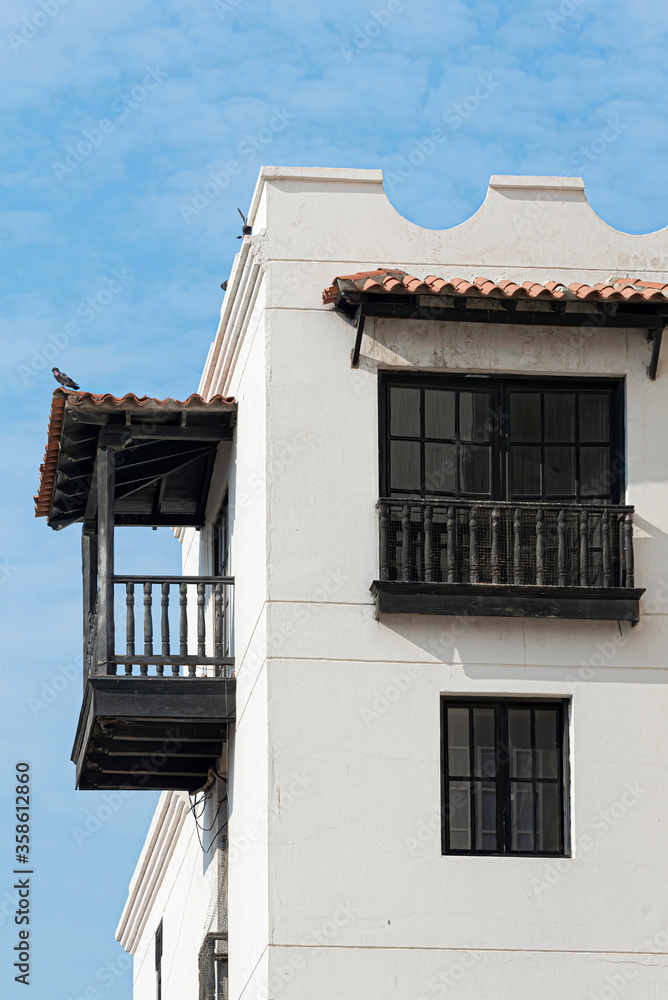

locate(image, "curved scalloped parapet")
[[243, 167, 668, 283]]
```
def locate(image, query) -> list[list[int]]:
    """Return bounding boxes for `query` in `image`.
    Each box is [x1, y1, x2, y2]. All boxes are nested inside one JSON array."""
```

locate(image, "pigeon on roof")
[[236, 207, 252, 239], [52, 367, 80, 390]]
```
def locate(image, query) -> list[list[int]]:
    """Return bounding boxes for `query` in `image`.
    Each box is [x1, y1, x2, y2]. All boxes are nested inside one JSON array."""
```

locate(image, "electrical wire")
[[188, 787, 229, 853], [189, 791, 208, 821]]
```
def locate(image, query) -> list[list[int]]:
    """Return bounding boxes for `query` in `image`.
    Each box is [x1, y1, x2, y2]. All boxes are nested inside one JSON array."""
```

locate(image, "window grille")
[[198, 932, 228, 1000]]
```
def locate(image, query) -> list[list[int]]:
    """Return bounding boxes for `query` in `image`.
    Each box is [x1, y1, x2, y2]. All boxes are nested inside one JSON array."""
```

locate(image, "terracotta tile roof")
[[45, 389, 236, 410], [35, 392, 67, 518], [34, 389, 236, 521], [322, 269, 668, 305]]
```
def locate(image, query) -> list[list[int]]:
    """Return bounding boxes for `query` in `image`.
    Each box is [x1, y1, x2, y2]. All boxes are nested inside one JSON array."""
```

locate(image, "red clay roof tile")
[[322, 269, 668, 306]]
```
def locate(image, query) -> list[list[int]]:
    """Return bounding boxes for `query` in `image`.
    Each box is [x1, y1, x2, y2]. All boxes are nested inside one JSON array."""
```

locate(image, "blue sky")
[[1, 0, 667, 996]]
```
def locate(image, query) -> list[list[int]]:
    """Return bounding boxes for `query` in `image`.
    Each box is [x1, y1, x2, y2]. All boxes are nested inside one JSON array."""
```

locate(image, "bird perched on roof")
[[52, 367, 80, 390], [236, 207, 252, 239]]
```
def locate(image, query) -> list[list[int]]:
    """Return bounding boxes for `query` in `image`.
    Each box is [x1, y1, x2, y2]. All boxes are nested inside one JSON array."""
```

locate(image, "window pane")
[[535, 709, 559, 778], [545, 446, 575, 496], [537, 783, 560, 852], [579, 393, 610, 442], [510, 446, 540, 496], [580, 447, 610, 498], [545, 393, 575, 442], [475, 782, 497, 851], [447, 707, 470, 776], [425, 389, 455, 439], [460, 392, 490, 442], [509, 393, 541, 442], [425, 443, 456, 494], [511, 783, 535, 852], [460, 445, 490, 495], [390, 440, 420, 492], [390, 386, 420, 437], [443, 700, 567, 856], [473, 708, 496, 778], [509, 709, 532, 778], [448, 782, 471, 850]]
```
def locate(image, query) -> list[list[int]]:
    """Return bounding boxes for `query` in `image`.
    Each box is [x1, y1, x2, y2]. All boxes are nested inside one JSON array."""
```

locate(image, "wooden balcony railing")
[[378, 499, 635, 589], [86, 575, 234, 678]]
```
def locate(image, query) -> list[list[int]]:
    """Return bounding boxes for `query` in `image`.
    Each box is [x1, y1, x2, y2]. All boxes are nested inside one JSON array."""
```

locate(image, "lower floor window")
[[441, 699, 569, 855]]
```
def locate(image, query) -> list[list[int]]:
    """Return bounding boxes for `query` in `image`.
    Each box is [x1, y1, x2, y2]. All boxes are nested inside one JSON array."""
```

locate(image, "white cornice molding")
[[116, 791, 190, 955], [199, 235, 264, 400]]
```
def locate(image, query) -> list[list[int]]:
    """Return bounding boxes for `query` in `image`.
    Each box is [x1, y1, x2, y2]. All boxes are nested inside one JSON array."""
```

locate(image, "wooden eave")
[[35, 390, 237, 530]]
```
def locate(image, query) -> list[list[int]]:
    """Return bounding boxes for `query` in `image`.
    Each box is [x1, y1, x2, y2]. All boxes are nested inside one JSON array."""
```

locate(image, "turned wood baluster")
[[624, 512, 634, 588], [579, 510, 590, 587], [491, 507, 500, 584], [447, 506, 456, 583], [195, 582, 206, 675], [602, 509, 611, 588], [142, 583, 152, 676], [214, 583, 224, 673], [513, 508, 522, 585], [125, 582, 135, 676], [424, 505, 434, 583], [157, 582, 169, 677], [557, 509, 567, 587], [379, 502, 389, 580], [469, 507, 479, 584], [177, 582, 188, 678], [401, 504, 411, 582], [536, 508, 545, 586]]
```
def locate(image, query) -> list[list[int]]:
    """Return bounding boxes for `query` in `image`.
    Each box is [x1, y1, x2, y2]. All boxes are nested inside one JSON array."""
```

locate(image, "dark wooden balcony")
[[74, 573, 235, 791], [33, 389, 240, 792], [371, 499, 645, 622]]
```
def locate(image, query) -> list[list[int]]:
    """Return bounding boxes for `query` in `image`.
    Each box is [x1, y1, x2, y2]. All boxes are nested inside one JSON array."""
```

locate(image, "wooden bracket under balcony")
[[72, 676, 236, 792]]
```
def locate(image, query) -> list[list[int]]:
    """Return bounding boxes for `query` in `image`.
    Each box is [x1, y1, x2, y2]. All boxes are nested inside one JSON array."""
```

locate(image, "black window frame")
[[441, 698, 571, 857], [379, 372, 625, 504], [155, 919, 163, 1000], [212, 494, 231, 659], [212, 494, 229, 578]]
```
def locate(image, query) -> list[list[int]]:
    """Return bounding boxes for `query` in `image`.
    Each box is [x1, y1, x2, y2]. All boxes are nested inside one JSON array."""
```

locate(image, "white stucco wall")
[[123, 168, 668, 1000]]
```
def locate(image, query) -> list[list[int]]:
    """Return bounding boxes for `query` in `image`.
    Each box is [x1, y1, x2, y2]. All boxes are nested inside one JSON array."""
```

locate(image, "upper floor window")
[[442, 699, 569, 856], [212, 495, 231, 660], [155, 920, 163, 1000], [380, 374, 624, 504], [212, 495, 229, 577]]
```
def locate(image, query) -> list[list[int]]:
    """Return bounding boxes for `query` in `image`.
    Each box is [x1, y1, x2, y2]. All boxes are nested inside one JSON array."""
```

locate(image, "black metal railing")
[[87, 575, 234, 678], [378, 499, 635, 589]]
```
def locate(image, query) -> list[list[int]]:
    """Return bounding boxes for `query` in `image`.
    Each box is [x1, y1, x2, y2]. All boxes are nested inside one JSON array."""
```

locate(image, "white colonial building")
[[38, 167, 668, 999]]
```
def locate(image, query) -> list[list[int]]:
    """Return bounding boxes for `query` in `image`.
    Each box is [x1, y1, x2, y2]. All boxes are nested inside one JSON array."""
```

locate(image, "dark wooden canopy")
[[35, 390, 237, 531], [323, 270, 668, 376]]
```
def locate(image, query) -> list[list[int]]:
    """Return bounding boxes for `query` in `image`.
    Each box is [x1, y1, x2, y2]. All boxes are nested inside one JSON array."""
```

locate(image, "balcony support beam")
[[351, 305, 366, 368], [96, 445, 116, 675], [82, 532, 98, 681], [71, 676, 235, 792], [647, 326, 665, 381], [371, 581, 645, 624]]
